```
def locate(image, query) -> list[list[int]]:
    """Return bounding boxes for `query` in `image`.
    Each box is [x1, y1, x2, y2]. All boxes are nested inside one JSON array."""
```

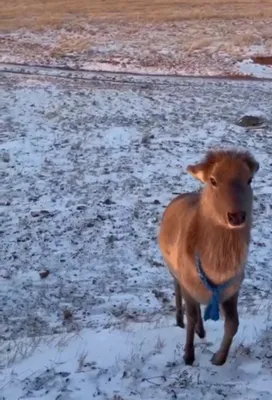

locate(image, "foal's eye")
[[247, 178, 252, 185], [210, 177, 217, 187]]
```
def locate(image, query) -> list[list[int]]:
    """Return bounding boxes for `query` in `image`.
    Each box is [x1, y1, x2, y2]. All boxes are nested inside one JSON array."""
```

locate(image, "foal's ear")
[[187, 151, 218, 183], [187, 163, 207, 183], [242, 152, 259, 175]]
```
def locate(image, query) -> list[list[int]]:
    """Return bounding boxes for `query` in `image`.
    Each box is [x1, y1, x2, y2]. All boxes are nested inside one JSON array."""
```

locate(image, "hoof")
[[195, 327, 206, 339], [210, 353, 227, 366], [177, 320, 185, 329], [183, 354, 195, 366], [176, 313, 185, 329]]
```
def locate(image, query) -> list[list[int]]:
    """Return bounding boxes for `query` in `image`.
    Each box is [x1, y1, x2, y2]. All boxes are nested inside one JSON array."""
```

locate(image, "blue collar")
[[195, 254, 237, 322]]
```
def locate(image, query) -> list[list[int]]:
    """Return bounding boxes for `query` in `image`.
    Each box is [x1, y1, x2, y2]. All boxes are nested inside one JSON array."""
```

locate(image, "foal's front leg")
[[195, 304, 206, 339], [211, 293, 239, 366], [183, 296, 198, 365]]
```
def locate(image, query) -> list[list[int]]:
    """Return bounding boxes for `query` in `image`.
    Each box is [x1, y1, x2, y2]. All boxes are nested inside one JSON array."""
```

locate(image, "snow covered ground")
[[1, 72, 272, 399]]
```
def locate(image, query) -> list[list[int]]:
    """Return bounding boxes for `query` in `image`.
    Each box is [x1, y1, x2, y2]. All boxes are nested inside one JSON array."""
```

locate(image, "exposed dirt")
[[252, 56, 272, 65]]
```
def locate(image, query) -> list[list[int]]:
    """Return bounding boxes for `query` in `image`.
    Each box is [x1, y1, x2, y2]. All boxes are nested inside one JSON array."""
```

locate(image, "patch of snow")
[[238, 59, 272, 79], [1, 316, 271, 400], [247, 44, 267, 55]]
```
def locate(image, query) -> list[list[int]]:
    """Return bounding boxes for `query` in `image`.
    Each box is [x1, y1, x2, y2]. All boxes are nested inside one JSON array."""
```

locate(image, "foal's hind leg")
[[174, 279, 184, 328], [195, 305, 206, 339]]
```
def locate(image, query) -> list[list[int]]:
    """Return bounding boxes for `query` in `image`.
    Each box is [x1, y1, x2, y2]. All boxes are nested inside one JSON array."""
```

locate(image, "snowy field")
[[1, 72, 272, 399]]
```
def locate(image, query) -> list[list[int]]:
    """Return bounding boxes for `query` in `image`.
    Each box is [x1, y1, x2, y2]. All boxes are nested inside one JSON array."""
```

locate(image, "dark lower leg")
[[195, 305, 206, 339], [174, 279, 184, 328], [211, 293, 239, 366], [183, 298, 198, 365]]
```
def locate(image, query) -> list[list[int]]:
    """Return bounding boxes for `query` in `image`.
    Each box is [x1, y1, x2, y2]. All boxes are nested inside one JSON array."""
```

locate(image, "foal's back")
[[158, 192, 199, 277]]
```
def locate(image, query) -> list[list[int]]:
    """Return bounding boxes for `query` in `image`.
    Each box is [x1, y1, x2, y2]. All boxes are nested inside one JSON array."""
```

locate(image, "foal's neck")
[[195, 212, 251, 282]]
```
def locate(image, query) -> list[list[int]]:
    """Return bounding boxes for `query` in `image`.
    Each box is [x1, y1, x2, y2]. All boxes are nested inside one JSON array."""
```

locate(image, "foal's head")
[[187, 150, 259, 228]]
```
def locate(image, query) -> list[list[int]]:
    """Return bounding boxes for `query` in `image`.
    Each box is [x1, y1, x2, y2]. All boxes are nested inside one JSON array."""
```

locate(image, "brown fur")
[[158, 149, 259, 366]]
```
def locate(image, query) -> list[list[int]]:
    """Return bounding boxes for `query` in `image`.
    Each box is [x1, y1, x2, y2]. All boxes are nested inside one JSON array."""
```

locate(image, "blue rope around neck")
[[195, 254, 235, 322]]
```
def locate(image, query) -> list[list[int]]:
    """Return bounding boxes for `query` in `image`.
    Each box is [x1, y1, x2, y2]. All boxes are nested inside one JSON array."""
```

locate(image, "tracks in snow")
[[1, 62, 272, 89]]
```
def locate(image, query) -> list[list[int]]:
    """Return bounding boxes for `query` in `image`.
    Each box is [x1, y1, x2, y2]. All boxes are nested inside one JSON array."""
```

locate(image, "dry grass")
[[1, 1, 271, 74], [185, 37, 215, 52], [259, 26, 272, 40], [231, 33, 262, 47], [1, 0, 272, 31], [51, 36, 91, 57]]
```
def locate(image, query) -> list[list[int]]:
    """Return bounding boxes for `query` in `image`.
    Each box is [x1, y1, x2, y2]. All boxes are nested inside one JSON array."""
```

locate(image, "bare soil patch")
[[252, 56, 272, 66]]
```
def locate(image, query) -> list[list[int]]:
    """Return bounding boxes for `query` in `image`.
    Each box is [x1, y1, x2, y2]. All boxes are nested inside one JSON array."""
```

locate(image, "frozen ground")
[[0, 72, 272, 399], [1, 19, 272, 78]]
